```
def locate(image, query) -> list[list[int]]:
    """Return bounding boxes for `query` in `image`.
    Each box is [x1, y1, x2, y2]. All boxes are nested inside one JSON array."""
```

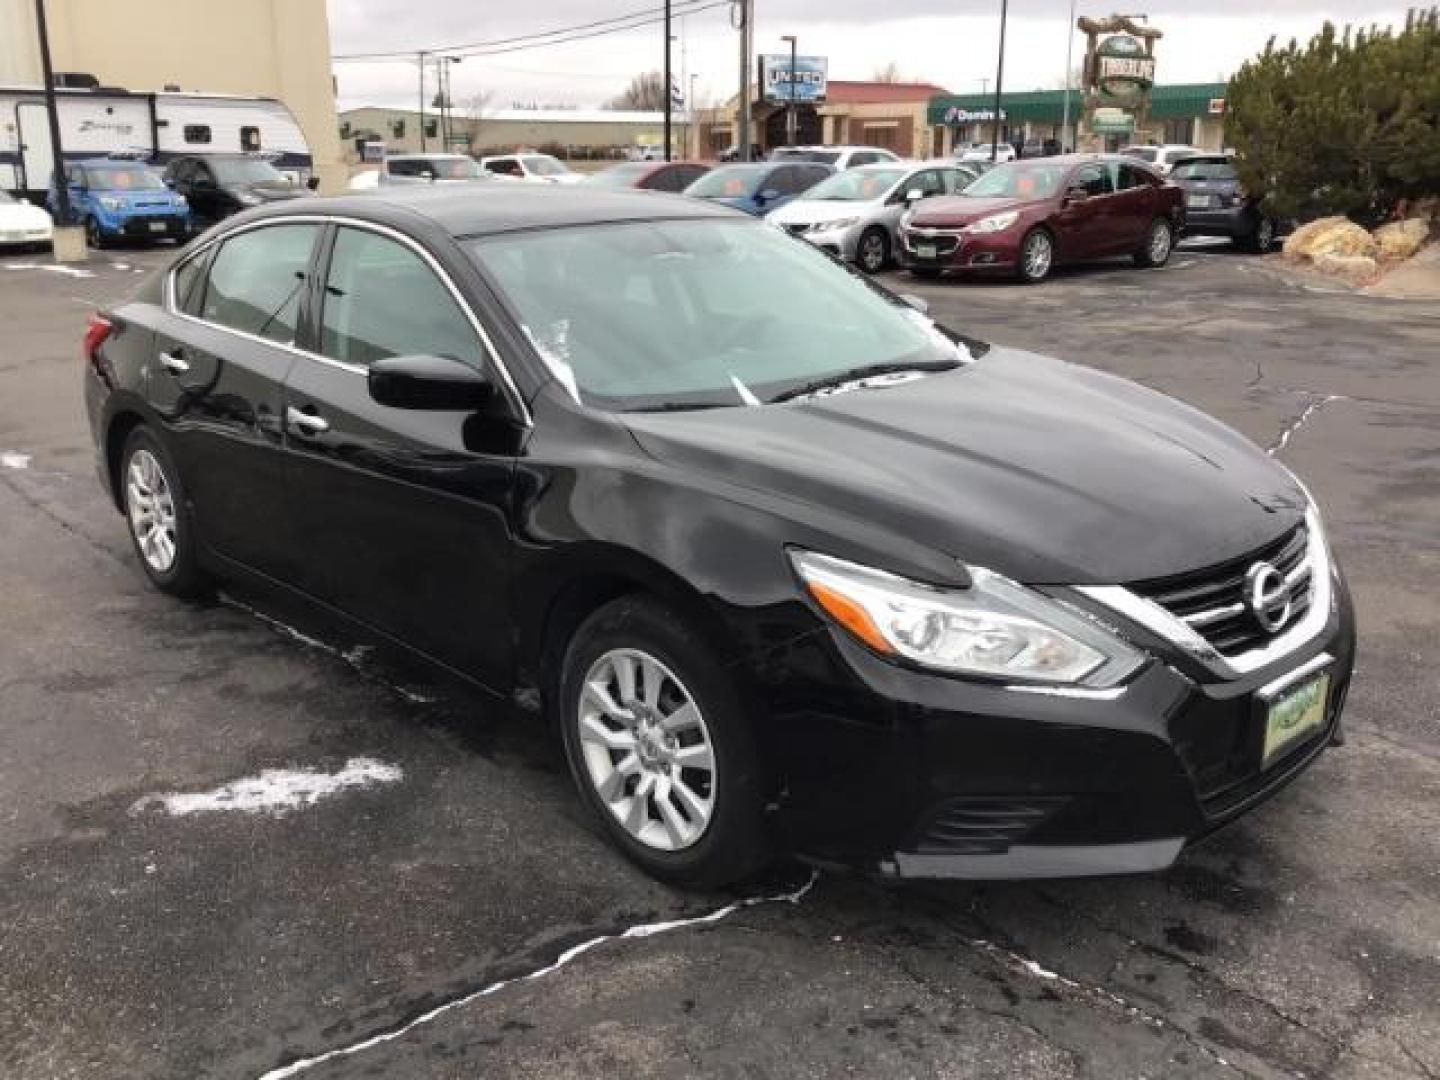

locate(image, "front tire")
[[856, 226, 890, 274], [85, 216, 107, 250], [1134, 218, 1174, 267], [1017, 228, 1054, 283], [120, 427, 208, 598], [558, 597, 769, 889], [1245, 215, 1277, 254]]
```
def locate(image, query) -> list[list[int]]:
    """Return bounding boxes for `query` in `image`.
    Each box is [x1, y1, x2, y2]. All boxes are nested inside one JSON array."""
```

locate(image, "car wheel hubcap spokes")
[[126, 450, 177, 573], [579, 648, 715, 852], [1026, 235, 1051, 277], [1258, 220, 1273, 250], [1151, 225, 1170, 261], [862, 235, 884, 270]]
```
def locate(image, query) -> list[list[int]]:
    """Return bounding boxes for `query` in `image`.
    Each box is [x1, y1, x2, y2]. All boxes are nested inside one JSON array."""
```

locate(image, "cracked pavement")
[[1, 243, 1437, 1078]]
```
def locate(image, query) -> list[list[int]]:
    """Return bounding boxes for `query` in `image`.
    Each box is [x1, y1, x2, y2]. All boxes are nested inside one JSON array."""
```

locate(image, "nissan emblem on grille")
[[1245, 561, 1292, 632]]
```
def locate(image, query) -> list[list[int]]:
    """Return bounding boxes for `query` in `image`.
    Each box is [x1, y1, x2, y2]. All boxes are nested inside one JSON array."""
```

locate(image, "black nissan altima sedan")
[[83, 185, 1355, 888]]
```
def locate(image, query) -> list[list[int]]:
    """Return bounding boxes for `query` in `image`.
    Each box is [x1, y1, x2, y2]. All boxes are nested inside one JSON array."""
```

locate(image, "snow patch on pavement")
[[256, 871, 820, 1079], [1, 452, 31, 470], [130, 757, 403, 818], [1268, 393, 1346, 456]]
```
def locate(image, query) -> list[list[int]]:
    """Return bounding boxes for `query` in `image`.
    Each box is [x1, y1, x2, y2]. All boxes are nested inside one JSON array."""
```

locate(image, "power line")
[[331, 0, 722, 62]]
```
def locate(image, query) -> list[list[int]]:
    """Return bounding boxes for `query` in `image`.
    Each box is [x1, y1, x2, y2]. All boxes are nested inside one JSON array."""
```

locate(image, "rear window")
[[1171, 160, 1238, 181]]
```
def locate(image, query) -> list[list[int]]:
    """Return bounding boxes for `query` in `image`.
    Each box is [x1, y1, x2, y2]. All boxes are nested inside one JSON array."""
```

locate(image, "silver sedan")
[[766, 161, 978, 273]]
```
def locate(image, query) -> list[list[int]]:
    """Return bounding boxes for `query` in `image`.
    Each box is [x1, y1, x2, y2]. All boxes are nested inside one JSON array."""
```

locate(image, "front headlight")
[[98, 196, 122, 211], [965, 211, 1020, 234], [790, 550, 1144, 686]]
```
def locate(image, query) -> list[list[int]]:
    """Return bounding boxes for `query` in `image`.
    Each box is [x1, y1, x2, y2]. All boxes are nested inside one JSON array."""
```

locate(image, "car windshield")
[[431, 157, 482, 179], [802, 168, 906, 201], [773, 149, 841, 165], [585, 163, 650, 187], [685, 166, 764, 197], [1121, 147, 1158, 163], [1172, 160, 1238, 181], [523, 155, 568, 176], [469, 219, 973, 411], [210, 158, 287, 185], [963, 162, 1067, 199], [82, 167, 167, 191]]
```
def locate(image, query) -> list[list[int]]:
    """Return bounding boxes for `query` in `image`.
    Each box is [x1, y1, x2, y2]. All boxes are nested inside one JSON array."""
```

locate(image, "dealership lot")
[[1, 243, 1437, 1078]]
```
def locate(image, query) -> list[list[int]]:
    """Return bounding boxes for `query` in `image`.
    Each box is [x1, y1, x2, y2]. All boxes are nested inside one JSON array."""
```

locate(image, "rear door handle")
[[286, 406, 330, 435], [159, 349, 189, 374]]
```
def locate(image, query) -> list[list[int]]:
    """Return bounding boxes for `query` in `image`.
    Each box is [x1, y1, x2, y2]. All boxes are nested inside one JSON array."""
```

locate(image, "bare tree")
[[872, 61, 905, 83], [462, 90, 495, 154], [607, 71, 668, 111]]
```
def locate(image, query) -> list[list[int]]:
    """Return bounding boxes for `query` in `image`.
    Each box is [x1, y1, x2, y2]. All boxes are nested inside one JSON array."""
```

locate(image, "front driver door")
[[281, 223, 521, 689]]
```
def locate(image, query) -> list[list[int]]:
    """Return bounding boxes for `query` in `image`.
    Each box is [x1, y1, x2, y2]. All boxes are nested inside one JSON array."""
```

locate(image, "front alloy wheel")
[[1250, 216, 1276, 254], [1135, 219, 1174, 267], [857, 227, 890, 274], [1018, 229, 1053, 283]]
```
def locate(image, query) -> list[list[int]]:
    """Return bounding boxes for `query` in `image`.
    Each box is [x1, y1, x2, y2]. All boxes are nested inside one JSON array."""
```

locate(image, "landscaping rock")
[[1374, 218, 1431, 261], [1314, 252, 1380, 285], [1284, 216, 1379, 261]]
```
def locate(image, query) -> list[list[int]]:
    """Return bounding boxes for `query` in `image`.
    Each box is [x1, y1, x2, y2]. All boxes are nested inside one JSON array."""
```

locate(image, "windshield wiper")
[[769, 360, 960, 404]]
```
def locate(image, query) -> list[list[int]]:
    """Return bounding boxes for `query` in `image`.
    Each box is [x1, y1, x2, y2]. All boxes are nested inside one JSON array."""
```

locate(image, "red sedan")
[[899, 155, 1185, 283]]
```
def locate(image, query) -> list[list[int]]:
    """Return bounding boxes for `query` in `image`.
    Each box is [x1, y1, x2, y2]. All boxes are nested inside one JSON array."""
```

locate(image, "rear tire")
[[1134, 218, 1174, 268], [558, 596, 770, 889], [1017, 228, 1054, 284], [119, 427, 208, 598], [1246, 215, 1277, 254]]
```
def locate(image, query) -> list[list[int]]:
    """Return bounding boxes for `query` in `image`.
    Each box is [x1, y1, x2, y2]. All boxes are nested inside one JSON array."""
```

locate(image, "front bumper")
[[899, 226, 1020, 273], [751, 573, 1355, 880]]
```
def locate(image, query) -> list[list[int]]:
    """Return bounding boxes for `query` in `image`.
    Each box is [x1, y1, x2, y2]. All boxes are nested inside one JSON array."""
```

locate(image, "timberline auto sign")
[[1095, 34, 1156, 102]]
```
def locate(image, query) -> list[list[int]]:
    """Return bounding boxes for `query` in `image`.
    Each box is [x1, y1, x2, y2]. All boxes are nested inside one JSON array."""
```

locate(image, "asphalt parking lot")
[[2, 240, 1437, 1080]]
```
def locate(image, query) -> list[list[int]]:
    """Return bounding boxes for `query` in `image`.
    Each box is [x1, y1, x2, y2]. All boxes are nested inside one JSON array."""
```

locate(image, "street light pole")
[[990, 0, 1008, 162], [663, 0, 673, 162], [781, 35, 798, 147], [1060, 0, 1077, 151], [736, 0, 752, 161], [33, 0, 71, 227], [417, 50, 428, 152]]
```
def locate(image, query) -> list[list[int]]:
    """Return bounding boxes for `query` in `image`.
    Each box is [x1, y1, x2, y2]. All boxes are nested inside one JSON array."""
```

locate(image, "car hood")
[[236, 183, 308, 202], [907, 195, 1034, 228], [624, 349, 1305, 585], [769, 198, 881, 225], [0, 203, 53, 228]]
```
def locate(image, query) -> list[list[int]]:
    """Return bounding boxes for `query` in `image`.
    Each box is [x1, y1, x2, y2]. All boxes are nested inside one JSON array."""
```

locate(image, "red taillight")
[[83, 313, 114, 372]]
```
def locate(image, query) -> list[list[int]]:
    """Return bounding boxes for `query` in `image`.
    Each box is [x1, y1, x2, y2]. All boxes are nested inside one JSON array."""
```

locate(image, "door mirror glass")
[[368, 354, 494, 411]]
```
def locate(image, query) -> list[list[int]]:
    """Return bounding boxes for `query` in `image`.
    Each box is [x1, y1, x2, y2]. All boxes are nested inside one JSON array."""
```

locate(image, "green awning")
[[927, 82, 1227, 126]]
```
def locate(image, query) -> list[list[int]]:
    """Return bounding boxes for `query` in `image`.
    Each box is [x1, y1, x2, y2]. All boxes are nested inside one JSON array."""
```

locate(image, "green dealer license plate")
[[1263, 673, 1330, 766]]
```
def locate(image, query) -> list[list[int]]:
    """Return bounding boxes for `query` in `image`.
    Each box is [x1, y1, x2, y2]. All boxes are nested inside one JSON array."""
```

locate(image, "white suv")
[[478, 153, 584, 184], [770, 145, 901, 170], [1119, 144, 1204, 174]]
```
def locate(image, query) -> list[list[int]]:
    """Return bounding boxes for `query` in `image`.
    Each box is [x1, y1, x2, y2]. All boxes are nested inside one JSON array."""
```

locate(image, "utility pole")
[[33, 0, 82, 261], [418, 50, 428, 152], [663, 0, 673, 162], [990, 0, 1008, 162], [1060, 0, 1077, 151], [781, 35, 798, 146], [736, 0, 752, 161]]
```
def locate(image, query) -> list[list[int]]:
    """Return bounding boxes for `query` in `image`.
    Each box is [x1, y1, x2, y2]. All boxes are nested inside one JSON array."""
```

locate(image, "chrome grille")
[[1132, 525, 1312, 657]]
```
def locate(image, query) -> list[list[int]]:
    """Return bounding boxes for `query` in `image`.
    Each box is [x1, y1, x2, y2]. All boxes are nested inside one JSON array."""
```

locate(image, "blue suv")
[[50, 158, 190, 248]]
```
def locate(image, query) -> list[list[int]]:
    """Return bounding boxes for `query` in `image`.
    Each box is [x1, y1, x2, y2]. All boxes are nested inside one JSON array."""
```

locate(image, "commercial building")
[[927, 83, 1228, 156], [695, 80, 948, 159], [0, 0, 345, 191], [338, 106, 683, 162]]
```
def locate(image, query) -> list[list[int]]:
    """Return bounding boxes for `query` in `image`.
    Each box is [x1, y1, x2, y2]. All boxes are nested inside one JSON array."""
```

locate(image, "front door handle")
[[159, 349, 189, 374], [286, 406, 330, 435]]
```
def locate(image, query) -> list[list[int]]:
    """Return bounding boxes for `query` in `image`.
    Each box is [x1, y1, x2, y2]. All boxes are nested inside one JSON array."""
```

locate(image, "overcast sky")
[[327, 0, 1411, 112]]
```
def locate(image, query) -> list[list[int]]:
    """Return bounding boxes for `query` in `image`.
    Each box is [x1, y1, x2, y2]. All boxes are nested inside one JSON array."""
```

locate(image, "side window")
[[913, 170, 946, 197], [240, 126, 261, 152], [1074, 165, 1112, 197], [172, 249, 211, 316], [1119, 164, 1153, 190], [200, 224, 319, 343], [940, 168, 967, 194], [849, 152, 875, 167], [387, 160, 420, 177], [485, 158, 521, 176], [764, 167, 792, 194], [319, 227, 483, 369], [184, 125, 212, 145]]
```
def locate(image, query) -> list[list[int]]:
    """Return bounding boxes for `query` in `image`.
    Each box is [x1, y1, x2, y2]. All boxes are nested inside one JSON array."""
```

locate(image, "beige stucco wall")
[[339, 108, 686, 161], [0, 0, 345, 191]]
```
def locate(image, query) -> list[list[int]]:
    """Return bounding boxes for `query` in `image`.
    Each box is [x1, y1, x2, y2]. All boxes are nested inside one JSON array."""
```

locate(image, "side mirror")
[[306, 175, 321, 191], [757, 188, 781, 203], [1064, 185, 1089, 205], [368, 354, 495, 411], [899, 293, 930, 315]]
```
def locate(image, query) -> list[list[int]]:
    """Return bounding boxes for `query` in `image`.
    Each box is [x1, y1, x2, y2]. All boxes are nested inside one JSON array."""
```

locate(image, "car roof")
[[389, 153, 470, 161], [243, 183, 746, 239], [74, 158, 153, 168]]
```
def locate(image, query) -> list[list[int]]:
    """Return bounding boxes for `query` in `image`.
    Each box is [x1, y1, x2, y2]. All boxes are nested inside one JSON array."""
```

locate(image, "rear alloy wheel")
[[1017, 229, 1054, 284], [120, 428, 208, 598], [559, 597, 768, 888], [1134, 219, 1174, 268], [1248, 216, 1277, 254], [857, 226, 890, 274]]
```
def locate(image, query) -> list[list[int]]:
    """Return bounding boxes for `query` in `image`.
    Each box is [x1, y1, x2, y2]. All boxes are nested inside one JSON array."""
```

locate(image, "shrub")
[[1226, 8, 1440, 226]]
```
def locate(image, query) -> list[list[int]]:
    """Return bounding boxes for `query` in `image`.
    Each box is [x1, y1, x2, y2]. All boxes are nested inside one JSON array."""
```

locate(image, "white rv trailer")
[[1, 85, 312, 199]]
